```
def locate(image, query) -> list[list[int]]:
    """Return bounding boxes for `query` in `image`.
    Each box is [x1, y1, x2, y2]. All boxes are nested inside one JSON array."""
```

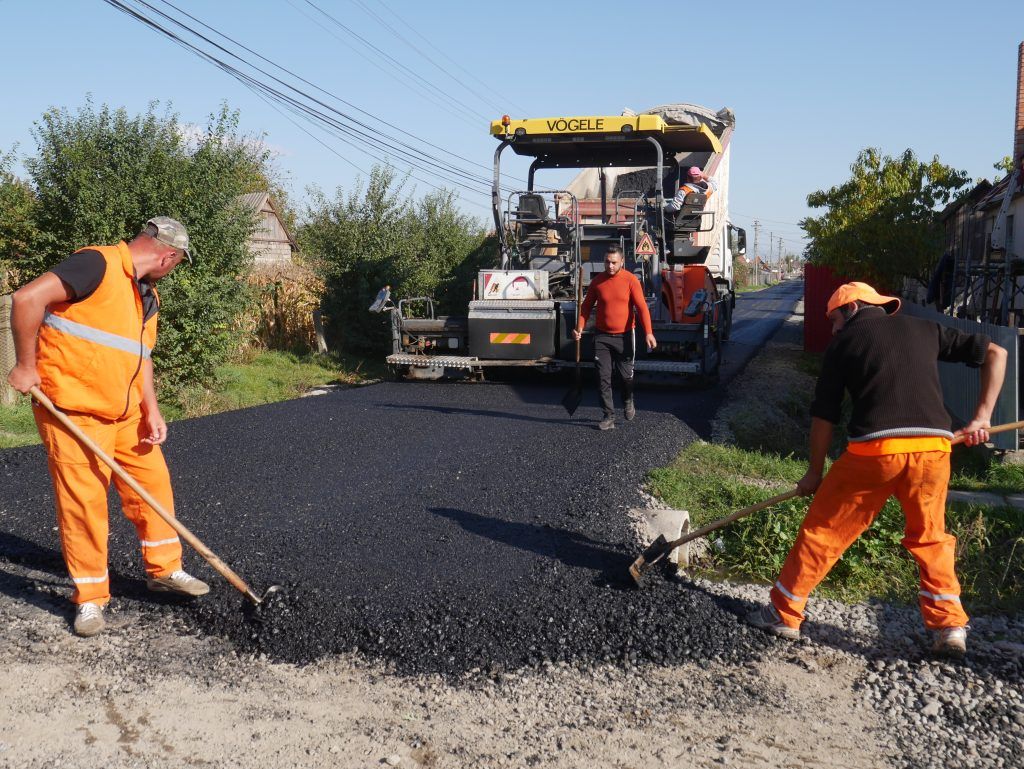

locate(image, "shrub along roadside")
[[649, 441, 1024, 613]]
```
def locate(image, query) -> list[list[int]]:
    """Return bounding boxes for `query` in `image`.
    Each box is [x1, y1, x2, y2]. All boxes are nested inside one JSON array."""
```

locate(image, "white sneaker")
[[745, 604, 800, 641], [932, 626, 967, 657], [74, 602, 106, 637], [147, 570, 210, 597]]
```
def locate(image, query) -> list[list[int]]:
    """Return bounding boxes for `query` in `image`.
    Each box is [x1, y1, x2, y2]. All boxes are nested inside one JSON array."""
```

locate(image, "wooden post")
[[0, 295, 15, 406], [312, 309, 329, 355]]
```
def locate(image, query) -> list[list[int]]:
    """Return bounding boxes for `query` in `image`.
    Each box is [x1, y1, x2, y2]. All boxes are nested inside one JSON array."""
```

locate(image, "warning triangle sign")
[[635, 232, 657, 257]]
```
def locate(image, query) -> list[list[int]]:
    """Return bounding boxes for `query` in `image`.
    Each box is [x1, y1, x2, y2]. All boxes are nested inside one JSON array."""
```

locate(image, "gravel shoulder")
[[2, 297, 1022, 769]]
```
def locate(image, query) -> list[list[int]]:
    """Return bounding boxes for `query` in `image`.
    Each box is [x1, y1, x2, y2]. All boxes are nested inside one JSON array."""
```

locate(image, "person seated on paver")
[[663, 166, 718, 215], [744, 282, 1007, 657], [6, 217, 210, 638]]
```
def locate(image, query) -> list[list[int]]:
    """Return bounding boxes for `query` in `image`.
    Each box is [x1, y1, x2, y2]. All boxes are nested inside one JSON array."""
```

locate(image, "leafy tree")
[[733, 255, 751, 287], [801, 148, 969, 289], [993, 155, 1015, 183], [10, 99, 274, 394], [300, 165, 492, 353], [0, 152, 40, 293]]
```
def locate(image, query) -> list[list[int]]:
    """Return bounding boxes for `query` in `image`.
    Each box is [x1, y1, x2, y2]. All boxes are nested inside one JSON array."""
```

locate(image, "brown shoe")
[[745, 604, 800, 641], [598, 415, 615, 431], [73, 602, 106, 637], [147, 570, 210, 597], [624, 400, 636, 421]]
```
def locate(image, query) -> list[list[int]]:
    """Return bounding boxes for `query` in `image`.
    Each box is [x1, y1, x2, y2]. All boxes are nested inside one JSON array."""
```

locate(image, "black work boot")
[[598, 414, 615, 431], [622, 380, 636, 421]]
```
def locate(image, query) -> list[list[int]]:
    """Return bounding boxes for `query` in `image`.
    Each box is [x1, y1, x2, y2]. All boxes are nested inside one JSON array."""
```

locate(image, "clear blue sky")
[[2, 0, 1023, 258]]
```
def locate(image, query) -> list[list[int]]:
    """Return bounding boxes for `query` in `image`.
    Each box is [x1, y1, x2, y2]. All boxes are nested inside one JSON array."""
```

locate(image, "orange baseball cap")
[[826, 282, 901, 317]]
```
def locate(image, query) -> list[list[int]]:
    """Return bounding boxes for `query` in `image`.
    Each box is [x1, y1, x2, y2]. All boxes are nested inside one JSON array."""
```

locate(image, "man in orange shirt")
[[7, 217, 210, 638], [573, 246, 657, 430]]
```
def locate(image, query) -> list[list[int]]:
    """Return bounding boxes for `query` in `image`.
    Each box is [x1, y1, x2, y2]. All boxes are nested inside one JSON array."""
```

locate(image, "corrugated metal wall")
[[803, 264, 847, 353], [902, 303, 1019, 450]]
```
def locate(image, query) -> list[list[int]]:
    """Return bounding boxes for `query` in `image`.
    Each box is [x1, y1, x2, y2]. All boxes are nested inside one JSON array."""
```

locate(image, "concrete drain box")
[[468, 299, 557, 360]]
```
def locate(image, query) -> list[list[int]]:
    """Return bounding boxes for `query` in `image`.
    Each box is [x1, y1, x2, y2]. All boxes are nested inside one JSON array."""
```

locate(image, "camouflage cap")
[[146, 216, 193, 264]]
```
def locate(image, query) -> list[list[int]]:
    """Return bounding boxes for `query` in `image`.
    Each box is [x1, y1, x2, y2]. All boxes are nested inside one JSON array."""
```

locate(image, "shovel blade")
[[561, 386, 583, 416], [628, 534, 670, 586]]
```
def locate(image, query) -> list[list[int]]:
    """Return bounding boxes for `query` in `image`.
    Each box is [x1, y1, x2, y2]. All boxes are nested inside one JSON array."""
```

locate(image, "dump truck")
[[372, 103, 746, 381]]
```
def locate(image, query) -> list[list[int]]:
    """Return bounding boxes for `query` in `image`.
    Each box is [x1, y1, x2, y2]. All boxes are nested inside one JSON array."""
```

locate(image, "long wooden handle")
[[30, 386, 262, 605], [667, 488, 801, 550], [951, 419, 1024, 446], [574, 265, 583, 368]]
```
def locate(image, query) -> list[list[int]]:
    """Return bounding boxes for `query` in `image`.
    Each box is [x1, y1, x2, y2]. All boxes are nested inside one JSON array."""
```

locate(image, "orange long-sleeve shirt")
[[576, 270, 653, 335]]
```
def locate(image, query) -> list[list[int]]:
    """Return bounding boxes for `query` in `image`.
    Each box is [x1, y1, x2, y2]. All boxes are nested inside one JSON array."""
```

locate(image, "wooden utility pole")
[[1, 295, 15, 406]]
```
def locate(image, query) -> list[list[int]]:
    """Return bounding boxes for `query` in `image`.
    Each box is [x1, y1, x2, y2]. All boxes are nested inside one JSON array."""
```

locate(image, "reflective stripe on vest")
[[43, 312, 152, 360]]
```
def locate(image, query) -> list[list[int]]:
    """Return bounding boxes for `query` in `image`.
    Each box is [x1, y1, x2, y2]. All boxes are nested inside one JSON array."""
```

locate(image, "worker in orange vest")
[[6, 218, 210, 637], [745, 282, 1007, 657]]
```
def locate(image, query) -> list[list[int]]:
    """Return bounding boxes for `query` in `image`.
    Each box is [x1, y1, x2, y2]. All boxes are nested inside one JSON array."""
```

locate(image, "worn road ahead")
[[2, 282, 803, 676]]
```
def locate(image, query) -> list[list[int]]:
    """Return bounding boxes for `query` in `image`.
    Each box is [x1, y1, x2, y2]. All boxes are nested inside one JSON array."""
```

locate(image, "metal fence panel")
[[902, 302, 1019, 450]]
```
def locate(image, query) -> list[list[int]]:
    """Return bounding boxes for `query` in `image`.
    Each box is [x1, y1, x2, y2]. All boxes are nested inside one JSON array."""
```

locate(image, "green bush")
[[7, 99, 271, 395], [299, 165, 495, 354]]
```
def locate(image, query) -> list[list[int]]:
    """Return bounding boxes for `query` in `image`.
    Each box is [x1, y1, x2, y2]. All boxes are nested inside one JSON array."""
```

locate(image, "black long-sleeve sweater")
[[810, 307, 990, 441]]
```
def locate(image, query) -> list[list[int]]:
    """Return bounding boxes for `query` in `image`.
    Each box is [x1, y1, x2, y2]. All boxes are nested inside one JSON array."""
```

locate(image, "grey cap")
[[146, 216, 193, 264]]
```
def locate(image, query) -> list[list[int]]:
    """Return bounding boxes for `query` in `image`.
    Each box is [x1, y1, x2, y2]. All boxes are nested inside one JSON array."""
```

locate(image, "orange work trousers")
[[770, 450, 968, 630], [34, 403, 182, 605]]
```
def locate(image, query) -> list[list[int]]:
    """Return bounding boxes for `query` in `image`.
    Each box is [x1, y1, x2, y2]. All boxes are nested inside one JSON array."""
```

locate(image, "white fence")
[[902, 302, 1019, 450]]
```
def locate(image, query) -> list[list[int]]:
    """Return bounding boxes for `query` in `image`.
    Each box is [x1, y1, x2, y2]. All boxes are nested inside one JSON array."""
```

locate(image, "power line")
[[299, 0, 490, 126], [100, 0, 521, 200], [369, 0, 529, 116], [154, 0, 516, 188], [346, 0, 511, 117]]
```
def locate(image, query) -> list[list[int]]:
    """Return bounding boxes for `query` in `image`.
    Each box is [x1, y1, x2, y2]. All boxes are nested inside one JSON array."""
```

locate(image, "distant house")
[[236, 192, 297, 267], [927, 41, 1024, 324]]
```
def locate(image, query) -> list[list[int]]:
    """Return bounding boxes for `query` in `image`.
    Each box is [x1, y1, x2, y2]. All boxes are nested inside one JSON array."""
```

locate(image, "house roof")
[[234, 191, 297, 249], [939, 180, 993, 222], [975, 172, 1024, 212]]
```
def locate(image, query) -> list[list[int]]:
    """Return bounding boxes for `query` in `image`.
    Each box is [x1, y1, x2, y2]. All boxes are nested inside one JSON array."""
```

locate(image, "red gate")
[[803, 265, 848, 353]]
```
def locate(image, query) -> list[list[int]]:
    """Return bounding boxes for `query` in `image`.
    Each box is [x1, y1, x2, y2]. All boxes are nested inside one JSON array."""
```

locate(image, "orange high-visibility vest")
[[37, 241, 159, 420]]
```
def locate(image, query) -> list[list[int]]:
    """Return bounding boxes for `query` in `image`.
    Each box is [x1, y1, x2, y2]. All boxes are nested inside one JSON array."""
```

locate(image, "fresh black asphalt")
[[2, 283, 804, 676]]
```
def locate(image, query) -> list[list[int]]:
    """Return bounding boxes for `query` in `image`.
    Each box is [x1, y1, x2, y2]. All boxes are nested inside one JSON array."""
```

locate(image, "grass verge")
[[649, 442, 1024, 612], [0, 349, 381, 448]]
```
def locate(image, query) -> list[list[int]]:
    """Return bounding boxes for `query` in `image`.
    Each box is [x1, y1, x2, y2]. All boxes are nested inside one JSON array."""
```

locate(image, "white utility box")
[[478, 270, 550, 300]]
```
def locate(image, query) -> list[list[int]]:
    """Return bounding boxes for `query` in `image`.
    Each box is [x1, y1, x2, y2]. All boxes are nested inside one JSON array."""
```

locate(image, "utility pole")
[[768, 232, 774, 284], [752, 219, 761, 286], [778, 236, 784, 280]]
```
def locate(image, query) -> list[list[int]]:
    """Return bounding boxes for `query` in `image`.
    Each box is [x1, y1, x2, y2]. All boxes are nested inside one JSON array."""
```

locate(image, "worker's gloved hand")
[[955, 419, 991, 447], [6, 364, 41, 395], [796, 470, 822, 497]]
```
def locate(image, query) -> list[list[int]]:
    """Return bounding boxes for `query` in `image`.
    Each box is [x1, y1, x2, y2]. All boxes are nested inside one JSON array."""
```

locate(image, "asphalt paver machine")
[[374, 105, 746, 382]]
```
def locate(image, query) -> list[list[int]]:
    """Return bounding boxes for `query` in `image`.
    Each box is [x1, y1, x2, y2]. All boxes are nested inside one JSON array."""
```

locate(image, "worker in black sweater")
[[746, 282, 1007, 657]]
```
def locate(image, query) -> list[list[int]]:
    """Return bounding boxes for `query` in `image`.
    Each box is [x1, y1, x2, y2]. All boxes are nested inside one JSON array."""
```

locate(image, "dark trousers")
[[594, 331, 635, 417]]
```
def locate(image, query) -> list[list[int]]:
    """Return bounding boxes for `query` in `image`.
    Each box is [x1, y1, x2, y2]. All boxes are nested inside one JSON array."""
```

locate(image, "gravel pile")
[[698, 579, 1024, 769]]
